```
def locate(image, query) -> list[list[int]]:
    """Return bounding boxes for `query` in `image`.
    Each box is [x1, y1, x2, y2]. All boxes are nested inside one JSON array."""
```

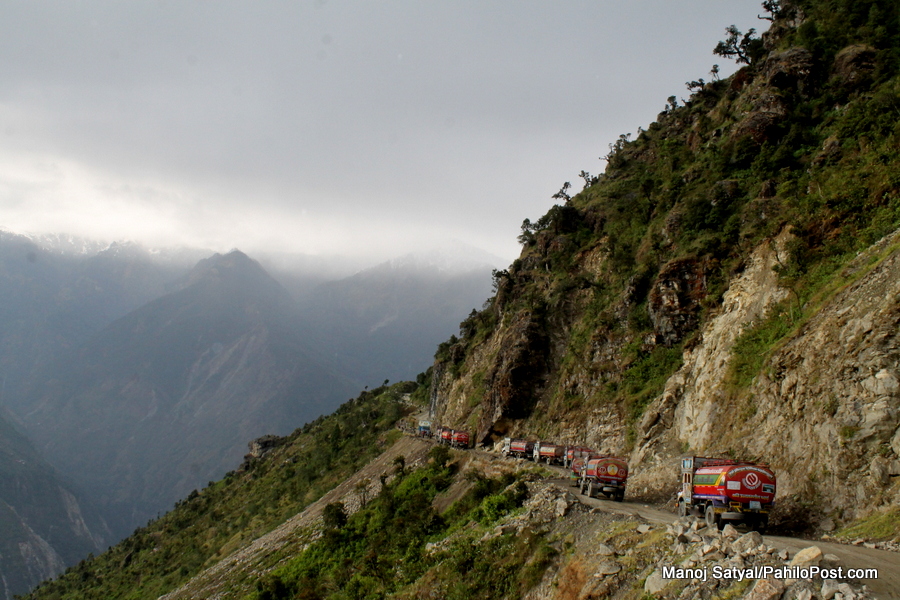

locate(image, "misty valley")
[[0, 232, 496, 596]]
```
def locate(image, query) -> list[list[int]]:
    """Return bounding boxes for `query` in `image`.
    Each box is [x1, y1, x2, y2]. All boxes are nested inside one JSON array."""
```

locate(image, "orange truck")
[[565, 446, 595, 471], [677, 456, 776, 532]]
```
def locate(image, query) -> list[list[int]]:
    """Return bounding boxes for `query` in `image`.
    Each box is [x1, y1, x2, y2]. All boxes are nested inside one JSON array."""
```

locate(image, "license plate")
[[749, 501, 761, 510]]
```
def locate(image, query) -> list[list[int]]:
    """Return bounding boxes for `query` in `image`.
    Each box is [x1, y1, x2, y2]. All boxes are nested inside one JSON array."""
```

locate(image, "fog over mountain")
[[0, 231, 498, 550]]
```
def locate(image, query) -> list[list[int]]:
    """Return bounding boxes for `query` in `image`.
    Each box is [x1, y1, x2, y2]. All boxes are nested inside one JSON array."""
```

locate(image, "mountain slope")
[[23, 251, 362, 539], [21, 384, 412, 600], [429, 0, 900, 529], [0, 407, 108, 600]]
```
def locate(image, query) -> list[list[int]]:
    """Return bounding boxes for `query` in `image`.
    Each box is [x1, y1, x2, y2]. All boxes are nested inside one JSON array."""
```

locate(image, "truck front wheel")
[[587, 481, 594, 498], [705, 505, 720, 530]]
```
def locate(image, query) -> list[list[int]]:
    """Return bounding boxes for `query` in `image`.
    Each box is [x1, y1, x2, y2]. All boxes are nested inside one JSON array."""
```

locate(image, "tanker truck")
[[578, 456, 628, 501], [501, 438, 534, 459], [677, 456, 776, 532]]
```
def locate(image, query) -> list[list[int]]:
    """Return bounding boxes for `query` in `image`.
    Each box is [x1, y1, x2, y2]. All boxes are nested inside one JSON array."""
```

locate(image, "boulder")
[[832, 45, 877, 91], [745, 577, 786, 600], [732, 531, 764, 555], [644, 569, 668, 595], [596, 561, 621, 575], [821, 579, 841, 600], [789, 546, 823, 568]]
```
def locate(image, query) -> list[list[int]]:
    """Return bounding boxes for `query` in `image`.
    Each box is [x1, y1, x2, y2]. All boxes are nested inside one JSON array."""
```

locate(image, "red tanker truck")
[[578, 456, 628, 501], [501, 438, 534, 458], [450, 430, 471, 449], [533, 441, 565, 465], [677, 456, 776, 532]]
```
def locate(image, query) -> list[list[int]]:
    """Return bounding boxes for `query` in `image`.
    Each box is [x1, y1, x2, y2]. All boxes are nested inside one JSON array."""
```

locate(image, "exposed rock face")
[[432, 309, 550, 444], [648, 258, 706, 346], [832, 45, 877, 90], [632, 228, 900, 523], [765, 47, 814, 92], [631, 232, 791, 495]]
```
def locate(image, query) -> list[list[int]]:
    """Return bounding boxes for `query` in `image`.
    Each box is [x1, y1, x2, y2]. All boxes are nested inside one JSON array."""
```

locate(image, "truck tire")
[[705, 505, 720, 530], [756, 515, 769, 534], [587, 481, 595, 498], [614, 491, 624, 502], [579, 479, 587, 495]]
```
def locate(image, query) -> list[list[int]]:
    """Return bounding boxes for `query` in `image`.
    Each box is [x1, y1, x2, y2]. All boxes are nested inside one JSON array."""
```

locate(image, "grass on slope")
[[253, 445, 549, 600]]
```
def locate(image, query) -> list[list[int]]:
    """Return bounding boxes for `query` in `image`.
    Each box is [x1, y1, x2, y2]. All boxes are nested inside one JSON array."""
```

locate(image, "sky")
[[0, 1, 768, 266]]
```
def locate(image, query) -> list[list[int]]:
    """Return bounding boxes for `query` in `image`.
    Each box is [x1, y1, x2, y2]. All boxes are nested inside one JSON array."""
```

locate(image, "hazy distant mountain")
[[0, 230, 501, 548], [0, 407, 108, 599], [300, 242, 502, 384], [22, 251, 361, 538], [0, 232, 199, 415]]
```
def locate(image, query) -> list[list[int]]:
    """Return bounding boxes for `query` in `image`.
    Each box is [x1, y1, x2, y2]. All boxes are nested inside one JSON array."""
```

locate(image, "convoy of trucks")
[[429, 430, 776, 531]]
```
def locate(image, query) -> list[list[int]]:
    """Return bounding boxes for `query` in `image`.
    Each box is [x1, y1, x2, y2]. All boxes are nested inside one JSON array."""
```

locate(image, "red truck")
[[578, 456, 628, 501], [677, 456, 776, 532], [501, 438, 534, 458], [450, 430, 471, 449], [533, 441, 565, 465]]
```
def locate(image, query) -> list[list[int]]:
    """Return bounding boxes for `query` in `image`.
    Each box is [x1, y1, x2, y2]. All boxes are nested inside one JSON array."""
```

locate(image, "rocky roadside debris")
[[821, 534, 900, 553], [644, 518, 875, 600]]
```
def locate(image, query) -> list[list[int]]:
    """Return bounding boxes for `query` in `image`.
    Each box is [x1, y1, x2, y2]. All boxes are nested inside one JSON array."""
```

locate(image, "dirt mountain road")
[[543, 474, 899, 599]]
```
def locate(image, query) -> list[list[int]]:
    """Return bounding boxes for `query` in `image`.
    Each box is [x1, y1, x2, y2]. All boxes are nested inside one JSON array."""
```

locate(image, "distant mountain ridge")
[[22, 250, 362, 539], [0, 230, 501, 588], [300, 244, 499, 384]]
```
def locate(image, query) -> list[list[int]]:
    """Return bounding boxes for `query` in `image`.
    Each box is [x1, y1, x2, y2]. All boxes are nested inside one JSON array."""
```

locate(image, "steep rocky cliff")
[[430, 0, 900, 530]]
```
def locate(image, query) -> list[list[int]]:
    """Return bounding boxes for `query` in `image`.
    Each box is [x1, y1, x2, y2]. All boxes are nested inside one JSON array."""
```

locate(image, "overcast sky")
[[0, 1, 767, 266]]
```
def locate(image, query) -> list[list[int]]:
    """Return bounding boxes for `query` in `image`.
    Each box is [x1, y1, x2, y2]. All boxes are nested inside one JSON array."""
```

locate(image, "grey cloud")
[[0, 1, 766, 262]]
